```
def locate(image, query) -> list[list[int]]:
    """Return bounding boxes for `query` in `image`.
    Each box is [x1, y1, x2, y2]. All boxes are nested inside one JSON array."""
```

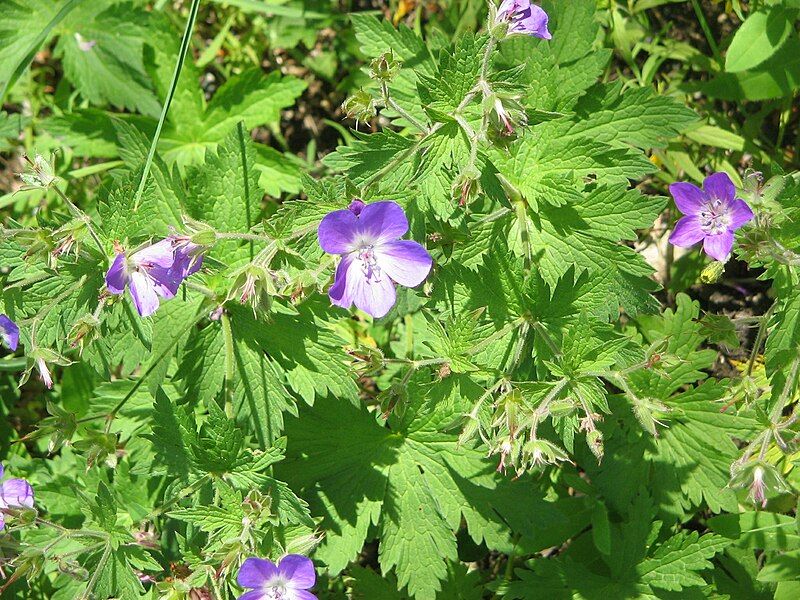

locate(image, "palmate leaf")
[[628, 295, 757, 517], [281, 377, 586, 599], [471, 186, 664, 316], [503, 495, 728, 599], [2, 260, 105, 352], [491, 124, 655, 209], [161, 65, 306, 170], [349, 562, 483, 600], [0, 0, 77, 99]]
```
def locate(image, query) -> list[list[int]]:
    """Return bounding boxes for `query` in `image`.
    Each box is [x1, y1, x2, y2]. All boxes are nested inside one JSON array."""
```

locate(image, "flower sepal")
[[730, 459, 791, 508]]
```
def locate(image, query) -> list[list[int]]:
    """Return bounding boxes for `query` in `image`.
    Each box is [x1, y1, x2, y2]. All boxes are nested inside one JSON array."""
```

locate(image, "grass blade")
[[133, 0, 202, 212]]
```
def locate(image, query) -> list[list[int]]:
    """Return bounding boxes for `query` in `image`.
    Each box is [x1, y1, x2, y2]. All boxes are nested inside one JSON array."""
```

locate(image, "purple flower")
[[0, 315, 19, 352], [669, 172, 754, 262], [237, 555, 317, 600], [496, 0, 551, 39], [105, 239, 185, 317], [0, 463, 34, 530], [318, 201, 433, 319]]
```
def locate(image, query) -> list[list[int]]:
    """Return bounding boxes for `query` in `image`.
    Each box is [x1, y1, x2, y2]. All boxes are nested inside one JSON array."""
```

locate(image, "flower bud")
[[369, 52, 401, 82], [586, 429, 604, 461], [521, 438, 569, 470], [52, 220, 90, 261], [631, 395, 670, 437], [229, 264, 280, 314], [452, 168, 481, 207], [700, 260, 726, 284], [342, 89, 377, 125], [486, 94, 527, 137], [19, 154, 58, 189], [69, 314, 101, 354]]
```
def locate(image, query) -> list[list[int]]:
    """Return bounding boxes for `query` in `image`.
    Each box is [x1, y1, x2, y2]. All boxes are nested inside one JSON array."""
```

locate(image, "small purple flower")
[[318, 201, 433, 319], [105, 239, 185, 317], [0, 463, 34, 530], [496, 0, 551, 39], [669, 172, 754, 262], [0, 315, 19, 352], [237, 555, 317, 600]]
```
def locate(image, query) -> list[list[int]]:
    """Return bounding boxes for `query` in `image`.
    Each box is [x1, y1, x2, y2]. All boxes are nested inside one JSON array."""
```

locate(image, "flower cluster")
[[105, 235, 204, 317], [237, 554, 317, 600], [0, 463, 34, 530]]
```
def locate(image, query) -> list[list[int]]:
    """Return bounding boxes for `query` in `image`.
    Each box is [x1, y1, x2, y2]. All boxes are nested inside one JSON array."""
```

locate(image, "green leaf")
[[699, 313, 740, 348], [55, 2, 162, 116], [725, 6, 795, 73], [283, 377, 588, 598], [161, 67, 305, 169], [700, 37, 800, 101], [184, 124, 263, 262], [566, 82, 698, 149], [638, 532, 729, 591], [0, 0, 81, 102], [708, 511, 800, 551], [756, 550, 800, 582], [765, 290, 800, 377]]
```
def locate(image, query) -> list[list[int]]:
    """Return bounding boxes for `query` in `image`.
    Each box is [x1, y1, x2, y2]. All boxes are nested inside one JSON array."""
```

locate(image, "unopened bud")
[[452, 168, 481, 207], [369, 52, 401, 82], [586, 429, 604, 461], [700, 260, 725, 284], [342, 90, 377, 125], [631, 396, 671, 437], [20, 154, 58, 189], [69, 314, 101, 354]]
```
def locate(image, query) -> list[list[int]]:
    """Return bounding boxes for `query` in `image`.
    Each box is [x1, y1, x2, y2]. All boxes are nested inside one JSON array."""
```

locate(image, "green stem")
[[747, 302, 776, 377], [132, 0, 201, 212], [689, 0, 722, 65], [216, 232, 274, 243], [381, 81, 428, 131], [530, 320, 561, 357], [78, 543, 111, 600]]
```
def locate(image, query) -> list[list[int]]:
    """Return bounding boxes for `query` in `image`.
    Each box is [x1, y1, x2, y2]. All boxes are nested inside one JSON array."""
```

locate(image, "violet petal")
[[703, 231, 734, 261], [703, 172, 736, 203], [278, 555, 316, 589], [0, 478, 34, 508], [328, 254, 355, 308], [0, 315, 19, 352], [237, 557, 279, 588], [105, 254, 128, 295], [669, 215, 705, 247], [375, 240, 433, 287], [347, 259, 397, 318], [318, 209, 359, 254], [728, 199, 754, 230], [356, 201, 409, 245], [129, 272, 161, 317], [669, 182, 705, 216]]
